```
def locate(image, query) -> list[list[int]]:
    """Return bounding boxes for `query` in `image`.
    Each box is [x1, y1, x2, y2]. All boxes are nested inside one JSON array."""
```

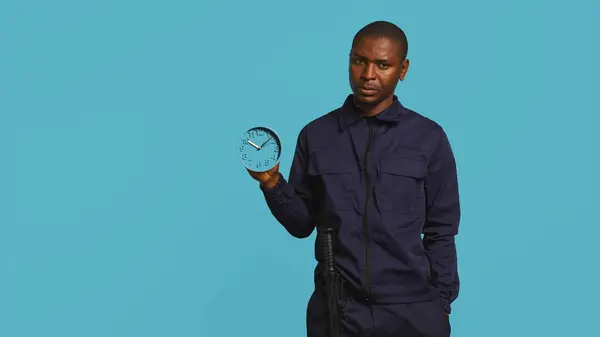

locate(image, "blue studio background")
[[1, 0, 598, 336]]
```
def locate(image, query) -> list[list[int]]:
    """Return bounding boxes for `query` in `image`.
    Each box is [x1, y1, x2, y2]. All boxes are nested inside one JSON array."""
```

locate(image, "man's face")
[[349, 35, 409, 106]]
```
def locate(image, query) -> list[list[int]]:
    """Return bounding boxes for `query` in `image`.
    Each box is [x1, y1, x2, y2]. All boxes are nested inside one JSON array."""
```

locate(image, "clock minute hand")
[[259, 137, 272, 148], [247, 140, 261, 150]]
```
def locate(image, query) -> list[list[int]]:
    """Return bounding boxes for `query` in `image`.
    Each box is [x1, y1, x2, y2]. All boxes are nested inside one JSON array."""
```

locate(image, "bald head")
[[352, 21, 408, 60]]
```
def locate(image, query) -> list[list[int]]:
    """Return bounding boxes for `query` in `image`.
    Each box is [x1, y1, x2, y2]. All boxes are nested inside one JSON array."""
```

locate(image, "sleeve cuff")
[[260, 173, 289, 202], [439, 297, 451, 315]]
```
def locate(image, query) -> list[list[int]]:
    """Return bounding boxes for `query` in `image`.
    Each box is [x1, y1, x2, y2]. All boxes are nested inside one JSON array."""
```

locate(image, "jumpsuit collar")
[[337, 94, 407, 131]]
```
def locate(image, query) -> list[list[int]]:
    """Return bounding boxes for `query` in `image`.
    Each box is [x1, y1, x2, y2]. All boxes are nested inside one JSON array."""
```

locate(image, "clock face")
[[238, 126, 282, 172]]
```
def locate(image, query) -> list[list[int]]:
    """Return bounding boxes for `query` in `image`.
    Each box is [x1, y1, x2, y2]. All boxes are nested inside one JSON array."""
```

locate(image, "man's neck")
[[352, 95, 395, 117]]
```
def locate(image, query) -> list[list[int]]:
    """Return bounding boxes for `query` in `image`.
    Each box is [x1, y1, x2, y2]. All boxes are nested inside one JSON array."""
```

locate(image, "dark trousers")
[[306, 286, 451, 337]]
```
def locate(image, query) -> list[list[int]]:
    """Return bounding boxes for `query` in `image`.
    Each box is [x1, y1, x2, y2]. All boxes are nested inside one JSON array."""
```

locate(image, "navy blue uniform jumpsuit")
[[261, 95, 460, 337]]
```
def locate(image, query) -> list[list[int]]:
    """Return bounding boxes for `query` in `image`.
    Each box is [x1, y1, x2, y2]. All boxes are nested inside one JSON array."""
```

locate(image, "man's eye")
[[378, 64, 390, 69]]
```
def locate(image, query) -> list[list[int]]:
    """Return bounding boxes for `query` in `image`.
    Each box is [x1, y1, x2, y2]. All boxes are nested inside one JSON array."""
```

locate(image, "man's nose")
[[361, 63, 376, 80]]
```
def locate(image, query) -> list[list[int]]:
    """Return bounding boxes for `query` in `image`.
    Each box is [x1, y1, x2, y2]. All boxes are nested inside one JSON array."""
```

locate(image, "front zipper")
[[363, 120, 373, 301]]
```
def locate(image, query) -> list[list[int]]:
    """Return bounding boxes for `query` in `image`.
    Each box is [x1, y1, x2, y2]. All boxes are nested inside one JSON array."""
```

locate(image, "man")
[[247, 21, 460, 337]]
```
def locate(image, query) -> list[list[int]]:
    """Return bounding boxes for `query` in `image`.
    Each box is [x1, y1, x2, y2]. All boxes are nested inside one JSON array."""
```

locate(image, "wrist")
[[260, 173, 280, 189]]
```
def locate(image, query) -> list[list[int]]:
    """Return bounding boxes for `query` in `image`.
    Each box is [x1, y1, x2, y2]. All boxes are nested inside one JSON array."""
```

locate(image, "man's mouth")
[[358, 87, 378, 95]]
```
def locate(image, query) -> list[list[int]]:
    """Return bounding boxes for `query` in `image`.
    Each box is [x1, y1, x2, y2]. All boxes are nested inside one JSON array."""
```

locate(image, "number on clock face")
[[238, 126, 282, 172]]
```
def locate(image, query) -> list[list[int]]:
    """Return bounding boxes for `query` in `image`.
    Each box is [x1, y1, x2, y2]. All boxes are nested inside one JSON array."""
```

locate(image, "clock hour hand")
[[247, 140, 261, 150]]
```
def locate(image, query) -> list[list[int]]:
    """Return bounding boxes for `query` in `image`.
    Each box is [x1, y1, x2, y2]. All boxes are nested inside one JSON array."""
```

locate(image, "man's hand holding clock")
[[247, 163, 280, 189]]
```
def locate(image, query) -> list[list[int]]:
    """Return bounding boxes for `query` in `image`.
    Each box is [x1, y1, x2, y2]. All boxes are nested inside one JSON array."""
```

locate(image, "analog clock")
[[238, 126, 282, 172]]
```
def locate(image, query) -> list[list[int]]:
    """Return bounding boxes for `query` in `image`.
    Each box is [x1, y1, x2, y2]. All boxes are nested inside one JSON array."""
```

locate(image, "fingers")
[[246, 163, 280, 184], [268, 163, 280, 175], [246, 168, 268, 183]]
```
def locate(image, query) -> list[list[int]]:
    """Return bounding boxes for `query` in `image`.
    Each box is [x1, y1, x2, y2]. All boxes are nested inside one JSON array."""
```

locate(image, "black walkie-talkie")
[[322, 227, 340, 337]]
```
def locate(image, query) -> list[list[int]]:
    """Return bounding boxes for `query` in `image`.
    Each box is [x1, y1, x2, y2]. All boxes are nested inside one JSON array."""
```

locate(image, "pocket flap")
[[379, 157, 427, 179], [308, 150, 354, 175]]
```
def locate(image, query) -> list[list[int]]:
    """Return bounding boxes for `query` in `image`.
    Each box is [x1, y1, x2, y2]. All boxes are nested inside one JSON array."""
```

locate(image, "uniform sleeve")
[[260, 128, 316, 238], [422, 128, 461, 314]]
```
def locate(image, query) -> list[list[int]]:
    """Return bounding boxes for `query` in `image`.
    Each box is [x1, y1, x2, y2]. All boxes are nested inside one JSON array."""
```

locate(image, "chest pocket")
[[375, 157, 427, 214], [307, 149, 358, 211]]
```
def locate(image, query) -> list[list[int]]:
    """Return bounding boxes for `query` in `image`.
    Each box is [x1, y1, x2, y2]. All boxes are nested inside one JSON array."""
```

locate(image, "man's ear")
[[399, 59, 410, 81]]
